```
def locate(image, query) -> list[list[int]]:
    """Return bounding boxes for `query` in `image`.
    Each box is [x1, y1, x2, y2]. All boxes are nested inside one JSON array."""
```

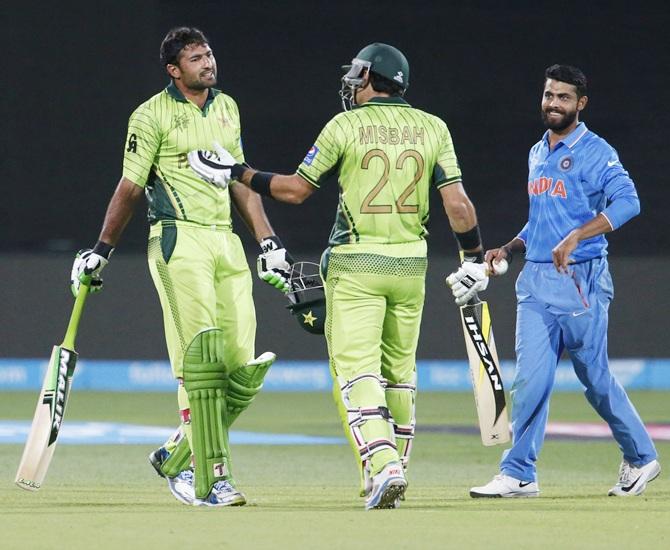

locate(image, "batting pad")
[[160, 436, 192, 479], [385, 379, 416, 470], [182, 328, 232, 499], [226, 352, 276, 427]]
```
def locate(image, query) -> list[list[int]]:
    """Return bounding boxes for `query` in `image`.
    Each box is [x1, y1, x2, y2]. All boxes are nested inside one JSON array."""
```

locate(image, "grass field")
[[1, 390, 668, 549]]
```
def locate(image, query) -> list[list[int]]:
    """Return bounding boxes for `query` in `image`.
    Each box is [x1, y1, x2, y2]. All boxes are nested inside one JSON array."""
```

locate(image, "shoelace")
[[213, 480, 236, 494], [618, 462, 633, 484], [179, 470, 195, 483]]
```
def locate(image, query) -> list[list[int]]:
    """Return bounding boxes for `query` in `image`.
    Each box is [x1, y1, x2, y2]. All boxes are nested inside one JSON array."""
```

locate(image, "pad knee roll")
[[226, 351, 276, 426]]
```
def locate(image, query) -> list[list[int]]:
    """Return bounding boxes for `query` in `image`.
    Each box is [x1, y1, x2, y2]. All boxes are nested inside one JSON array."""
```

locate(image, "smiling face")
[[541, 78, 588, 133], [167, 43, 217, 91]]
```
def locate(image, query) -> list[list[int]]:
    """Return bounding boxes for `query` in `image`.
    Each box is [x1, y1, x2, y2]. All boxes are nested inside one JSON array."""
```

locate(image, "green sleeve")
[[296, 116, 344, 188], [434, 124, 462, 189], [122, 104, 161, 188], [224, 96, 245, 164]]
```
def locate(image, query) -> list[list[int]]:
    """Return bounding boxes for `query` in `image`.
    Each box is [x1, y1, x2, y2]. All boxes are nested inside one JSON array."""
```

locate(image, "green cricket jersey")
[[297, 97, 462, 248], [122, 82, 245, 226]]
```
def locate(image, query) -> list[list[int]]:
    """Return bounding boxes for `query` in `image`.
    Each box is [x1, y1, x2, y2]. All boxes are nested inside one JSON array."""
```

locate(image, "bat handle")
[[466, 293, 481, 306], [62, 279, 91, 350]]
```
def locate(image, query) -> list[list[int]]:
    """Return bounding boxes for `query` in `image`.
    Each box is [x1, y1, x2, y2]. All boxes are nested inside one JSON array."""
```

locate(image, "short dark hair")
[[544, 64, 588, 98], [160, 27, 209, 67], [369, 71, 405, 97]]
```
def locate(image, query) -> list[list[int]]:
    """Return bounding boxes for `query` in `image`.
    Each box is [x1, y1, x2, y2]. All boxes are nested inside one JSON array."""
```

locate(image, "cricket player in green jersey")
[[70, 27, 293, 507], [188, 42, 489, 510]]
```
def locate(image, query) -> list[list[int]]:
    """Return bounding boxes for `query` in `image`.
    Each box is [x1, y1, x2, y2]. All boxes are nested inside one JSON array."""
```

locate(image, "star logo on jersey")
[[302, 310, 317, 327], [558, 154, 573, 172], [173, 113, 190, 132], [218, 114, 230, 128]]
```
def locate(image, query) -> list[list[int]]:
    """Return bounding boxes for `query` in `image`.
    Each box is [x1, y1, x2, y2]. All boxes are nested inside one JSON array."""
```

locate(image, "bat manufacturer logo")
[[463, 313, 506, 424], [49, 350, 72, 444], [464, 316, 503, 391]]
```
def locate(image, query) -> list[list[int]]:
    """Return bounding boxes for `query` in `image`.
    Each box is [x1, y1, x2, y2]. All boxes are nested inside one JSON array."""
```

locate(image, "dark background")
[[1, 1, 669, 360]]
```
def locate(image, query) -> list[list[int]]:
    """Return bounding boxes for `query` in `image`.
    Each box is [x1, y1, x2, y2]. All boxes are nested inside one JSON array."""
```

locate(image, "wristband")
[[454, 225, 482, 252], [230, 164, 246, 181], [260, 235, 283, 253], [250, 171, 275, 197], [92, 240, 114, 259]]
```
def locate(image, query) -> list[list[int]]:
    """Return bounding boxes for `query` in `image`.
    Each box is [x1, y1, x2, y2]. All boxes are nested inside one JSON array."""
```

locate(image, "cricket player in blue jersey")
[[461, 65, 660, 498]]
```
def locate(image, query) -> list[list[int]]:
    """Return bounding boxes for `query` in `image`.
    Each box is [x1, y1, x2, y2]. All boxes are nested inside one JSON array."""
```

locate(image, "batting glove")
[[446, 260, 489, 306], [257, 236, 294, 293], [70, 249, 108, 296], [187, 141, 237, 189]]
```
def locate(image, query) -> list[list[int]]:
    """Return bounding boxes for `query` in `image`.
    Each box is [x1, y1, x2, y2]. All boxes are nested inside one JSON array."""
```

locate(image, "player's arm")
[[229, 181, 275, 241], [552, 147, 640, 272], [441, 182, 492, 306], [69, 177, 144, 296], [98, 177, 145, 247], [235, 169, 316, 204], [229, 181, 296, 293], [439, 182, 482, 258], [551, 213, 614, 273]]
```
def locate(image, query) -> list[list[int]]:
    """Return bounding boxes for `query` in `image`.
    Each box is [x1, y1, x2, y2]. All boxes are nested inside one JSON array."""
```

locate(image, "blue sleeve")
[[516, 222, 529, 244], [592, 144, 640, 230]]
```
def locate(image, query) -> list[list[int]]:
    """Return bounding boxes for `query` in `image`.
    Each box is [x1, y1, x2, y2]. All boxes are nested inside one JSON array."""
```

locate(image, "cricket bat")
[[458, 295, 510, 446], [15, 281, 90, 491]]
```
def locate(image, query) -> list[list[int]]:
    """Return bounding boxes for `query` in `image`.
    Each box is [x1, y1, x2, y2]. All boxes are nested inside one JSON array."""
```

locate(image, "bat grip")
[[62, 280, 91, 350], [466, 293, 481, 306]]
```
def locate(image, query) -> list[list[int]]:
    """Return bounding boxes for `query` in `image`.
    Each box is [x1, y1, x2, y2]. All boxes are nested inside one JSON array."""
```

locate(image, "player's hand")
[[552, 231, 579, 273], [187, 141, 237, 189], [484, 246, 511, 277], [257, 236, 294, 293], [446, 261, 489, 306], [70, 249, 108, 296]]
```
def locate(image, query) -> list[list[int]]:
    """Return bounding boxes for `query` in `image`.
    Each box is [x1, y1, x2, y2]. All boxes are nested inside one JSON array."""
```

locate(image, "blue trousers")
[[500, 259, 657, 482]]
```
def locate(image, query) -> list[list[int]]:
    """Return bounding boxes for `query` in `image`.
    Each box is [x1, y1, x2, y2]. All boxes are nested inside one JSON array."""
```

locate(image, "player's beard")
[[185, 68, 217, 91], [541, 107, 577, 132]]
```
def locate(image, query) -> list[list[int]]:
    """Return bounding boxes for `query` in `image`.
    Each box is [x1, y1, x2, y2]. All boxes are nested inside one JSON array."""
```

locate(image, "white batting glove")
[[187, 141, 237, 189], [446, 261, 489, 306], [70, 249, 108, 296], [257, 236, 293, 293]]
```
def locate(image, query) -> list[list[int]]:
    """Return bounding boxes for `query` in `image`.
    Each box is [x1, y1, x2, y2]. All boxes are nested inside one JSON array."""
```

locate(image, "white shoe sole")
[[193, 494, 247, 507], [470, 489, 539, 498], [608, 461, 661, 496]]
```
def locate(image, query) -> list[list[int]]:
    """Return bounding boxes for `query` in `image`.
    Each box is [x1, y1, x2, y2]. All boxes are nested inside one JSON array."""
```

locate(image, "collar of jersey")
[[165, 81, 220, 109], [354, 96, 410, 109], [542, 121, 589, 150]]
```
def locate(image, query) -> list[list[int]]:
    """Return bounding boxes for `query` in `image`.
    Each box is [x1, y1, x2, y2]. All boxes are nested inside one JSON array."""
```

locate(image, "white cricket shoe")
[[365, 462, 407, 510], [194, 480, 247, 507], [608, 459, 661, 496], [166, 469, 196, 505], [470, 474, 539, 498]]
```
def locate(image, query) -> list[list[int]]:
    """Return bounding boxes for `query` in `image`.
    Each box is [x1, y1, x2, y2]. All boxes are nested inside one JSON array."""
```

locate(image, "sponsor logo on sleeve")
[[303, 145, 319, 166]]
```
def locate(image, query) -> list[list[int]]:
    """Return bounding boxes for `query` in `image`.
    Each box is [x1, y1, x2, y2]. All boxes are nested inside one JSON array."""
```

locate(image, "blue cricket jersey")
[[517, 122, 640, 263]]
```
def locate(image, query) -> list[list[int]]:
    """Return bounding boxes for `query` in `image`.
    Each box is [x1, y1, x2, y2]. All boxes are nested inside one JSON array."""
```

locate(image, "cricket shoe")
[[470, 474, 539, 498], [148, 447, 169, 478], [166, 469, 197, 505], [194, 480, 247, 507], [365, 462, 407, 510], [608, 459, 661, 497]]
